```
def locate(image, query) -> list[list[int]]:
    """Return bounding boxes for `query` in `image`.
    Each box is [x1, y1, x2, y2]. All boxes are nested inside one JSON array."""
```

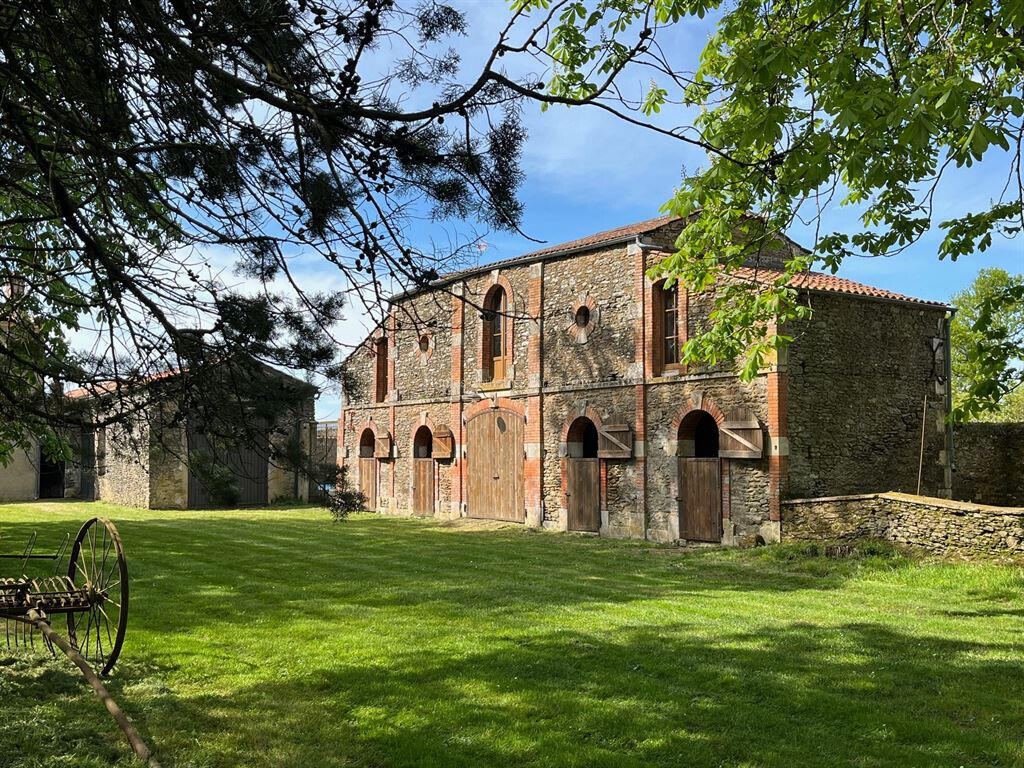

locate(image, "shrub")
[[190, 451, 240, 507]]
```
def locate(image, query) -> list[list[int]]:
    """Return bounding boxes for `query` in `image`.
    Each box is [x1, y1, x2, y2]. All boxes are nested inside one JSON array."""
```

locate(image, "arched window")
[[654, 280, 680, 371], [374, 336, 388, 402], [482, 286, 509, 382]]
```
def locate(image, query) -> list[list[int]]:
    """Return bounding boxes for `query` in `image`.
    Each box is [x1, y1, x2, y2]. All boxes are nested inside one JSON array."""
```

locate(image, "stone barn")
[[64, 366, 317, 509], [342, 215, 955, 544]]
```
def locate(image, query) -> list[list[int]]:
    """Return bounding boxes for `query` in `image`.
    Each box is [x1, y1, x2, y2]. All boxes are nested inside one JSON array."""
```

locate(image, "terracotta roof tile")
[[729, 267, 950, 308]]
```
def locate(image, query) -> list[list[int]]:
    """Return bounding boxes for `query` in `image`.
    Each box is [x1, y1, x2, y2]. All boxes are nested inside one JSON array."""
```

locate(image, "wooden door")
[[567, 458, 600, 532], [359, 457, 377, 510], [678, 458, 721, 542], [413, 458, 433, 516], [187, 427, 269, 508], [467, 409, 524, 522]]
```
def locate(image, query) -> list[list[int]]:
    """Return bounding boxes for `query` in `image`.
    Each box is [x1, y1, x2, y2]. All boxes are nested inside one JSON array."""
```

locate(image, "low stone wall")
[[953, 422, 1024, 507], [782, 492, 1024, 558]]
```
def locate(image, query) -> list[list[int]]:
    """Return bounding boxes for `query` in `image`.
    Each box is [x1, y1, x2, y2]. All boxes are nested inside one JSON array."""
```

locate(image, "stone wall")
[[149, 409, 188, 509], [340, 404, 391, 511], [267, 397, 317, 503], [787, 293, 949, 499], [392, 291, 453, 403], [0, 442, 39, 501], [646, 378, 772, 543], [391, 402, 456, 517], [97, 419, 150, 508], [542, 244, 637, 388], [953, 422, 1024, 507], [782, 492, 1024, 558], [541, 387, 640, 536]]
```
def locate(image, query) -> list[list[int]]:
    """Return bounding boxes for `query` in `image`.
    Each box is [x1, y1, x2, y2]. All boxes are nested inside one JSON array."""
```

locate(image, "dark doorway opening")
[[39, 455, 65, 498], [566, 417, 600, 532]]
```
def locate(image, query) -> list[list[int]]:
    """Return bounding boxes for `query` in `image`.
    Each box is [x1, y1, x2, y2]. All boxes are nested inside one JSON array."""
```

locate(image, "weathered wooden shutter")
[[719, 411, 763, 459], [597, 424, 633, 459], [433, 426, 455, 459], [374, 431, 393, 458]]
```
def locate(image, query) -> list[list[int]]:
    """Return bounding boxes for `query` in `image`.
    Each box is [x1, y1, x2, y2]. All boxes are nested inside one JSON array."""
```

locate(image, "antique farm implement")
[[1, 517, 159, 767], [1, 517, 128, 675]]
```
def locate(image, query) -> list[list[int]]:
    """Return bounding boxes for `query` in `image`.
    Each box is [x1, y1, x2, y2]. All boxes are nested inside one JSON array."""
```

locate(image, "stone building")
[[64, 367, 317, 509], [358, 216, 952, 542]]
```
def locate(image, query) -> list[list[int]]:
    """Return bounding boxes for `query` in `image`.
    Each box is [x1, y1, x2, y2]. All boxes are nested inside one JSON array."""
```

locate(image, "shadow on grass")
[[129, 620, 1024, 768], [3, 511, 1023, 767]]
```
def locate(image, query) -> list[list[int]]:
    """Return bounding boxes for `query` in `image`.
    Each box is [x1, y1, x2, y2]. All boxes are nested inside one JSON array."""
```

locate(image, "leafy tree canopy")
[[0, 0, 638, 460], [950, 268, 1024, 422], [538, 0, 1023, 397]]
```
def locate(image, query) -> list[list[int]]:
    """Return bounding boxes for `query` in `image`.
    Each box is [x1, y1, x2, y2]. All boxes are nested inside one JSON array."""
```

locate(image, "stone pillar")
[[524, 262, 544, 527]]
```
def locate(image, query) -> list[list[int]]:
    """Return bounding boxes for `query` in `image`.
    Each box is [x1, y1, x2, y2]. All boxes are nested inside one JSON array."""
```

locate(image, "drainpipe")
[[943, 310, 956, 497]]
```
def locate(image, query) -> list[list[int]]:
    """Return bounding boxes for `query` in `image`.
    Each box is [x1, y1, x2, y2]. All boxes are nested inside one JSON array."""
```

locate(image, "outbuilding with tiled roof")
[[341, 216, 956, 545]]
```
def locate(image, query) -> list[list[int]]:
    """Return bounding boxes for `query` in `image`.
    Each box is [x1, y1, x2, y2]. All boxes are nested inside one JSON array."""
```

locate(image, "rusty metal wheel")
[[66, 518, 128, 677]]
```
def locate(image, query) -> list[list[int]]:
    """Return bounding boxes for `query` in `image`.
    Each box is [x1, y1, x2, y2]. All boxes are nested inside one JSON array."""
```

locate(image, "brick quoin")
[[524, 262, 544, 525], [450, 289, 464, 514], [630, 243, 649, 535], [766, 321, 789, 524]]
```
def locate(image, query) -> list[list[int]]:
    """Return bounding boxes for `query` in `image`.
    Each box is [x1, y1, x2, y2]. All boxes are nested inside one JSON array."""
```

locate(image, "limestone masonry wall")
[[98, 419, 150, 509], [953, 422, 1024, 507], [787, 293, 949, 499], [782, 492, 1024, 558], [542, 244, 637, 388], [392, 291, 453, 403]]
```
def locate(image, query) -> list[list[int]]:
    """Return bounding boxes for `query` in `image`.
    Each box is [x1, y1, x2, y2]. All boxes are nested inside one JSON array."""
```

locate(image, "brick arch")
[[559, 405, 607, 530], [407, 413, 437, 456], [463, 396, 525, 423], [670, 393, 727, 440], [356, 418, 388, 441], [559, 405, 604, 443]]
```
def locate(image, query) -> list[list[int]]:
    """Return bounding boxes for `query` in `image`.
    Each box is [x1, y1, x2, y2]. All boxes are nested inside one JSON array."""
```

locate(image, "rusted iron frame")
[[27, 608, 161, 768]]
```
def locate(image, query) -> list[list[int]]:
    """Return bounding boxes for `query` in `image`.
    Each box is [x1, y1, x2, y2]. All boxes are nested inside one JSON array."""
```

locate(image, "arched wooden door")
[[466, 409, 524, 522], [677, 410, 722, 542], [412, 425, 434, 516], [358, 429, 377, 510], [566, 417, 600, 532]]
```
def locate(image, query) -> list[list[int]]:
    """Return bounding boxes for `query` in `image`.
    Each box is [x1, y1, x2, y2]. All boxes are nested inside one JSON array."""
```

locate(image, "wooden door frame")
[[677, 457, 723, 542], [465, 405, 525, 522], [358, 456, 377, 510], [412, 457, 435, 516], [566, 457, 601, 532]]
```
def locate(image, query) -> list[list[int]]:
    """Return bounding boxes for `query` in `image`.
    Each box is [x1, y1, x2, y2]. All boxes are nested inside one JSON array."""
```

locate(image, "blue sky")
[[308, 4, 1024, 420]]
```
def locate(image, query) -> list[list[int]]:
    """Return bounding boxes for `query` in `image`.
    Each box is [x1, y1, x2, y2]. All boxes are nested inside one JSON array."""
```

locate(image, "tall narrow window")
[[374, 336, 388, 402], [483, 286, 508, 382], [662, 282, 679, 367]]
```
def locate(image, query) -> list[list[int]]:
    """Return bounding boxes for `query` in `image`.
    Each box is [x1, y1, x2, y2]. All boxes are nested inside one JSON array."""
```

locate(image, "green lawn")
[[2, 502, 1023, 768]]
